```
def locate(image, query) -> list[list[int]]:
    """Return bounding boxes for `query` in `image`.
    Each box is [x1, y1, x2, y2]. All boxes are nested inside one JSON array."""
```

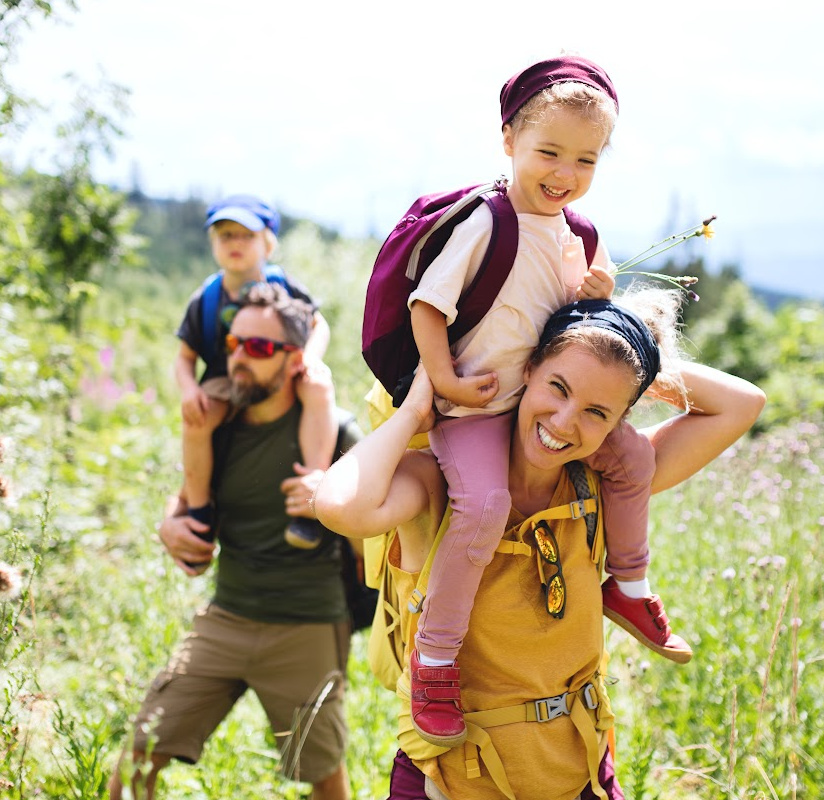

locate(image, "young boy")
[[175, 194, 337, 552]]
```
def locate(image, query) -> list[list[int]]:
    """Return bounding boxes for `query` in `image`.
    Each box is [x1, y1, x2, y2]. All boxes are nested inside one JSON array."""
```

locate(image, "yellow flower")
[[701, 215, 717, 240]]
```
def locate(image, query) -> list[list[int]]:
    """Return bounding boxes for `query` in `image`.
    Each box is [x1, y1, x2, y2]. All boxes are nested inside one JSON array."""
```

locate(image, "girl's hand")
[[576, 264, 615, 300], [443, 372, 499, 409]]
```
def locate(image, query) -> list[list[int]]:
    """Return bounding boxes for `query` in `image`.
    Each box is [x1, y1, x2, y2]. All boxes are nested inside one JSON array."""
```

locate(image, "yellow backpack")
[[363, 459, 600, 693]]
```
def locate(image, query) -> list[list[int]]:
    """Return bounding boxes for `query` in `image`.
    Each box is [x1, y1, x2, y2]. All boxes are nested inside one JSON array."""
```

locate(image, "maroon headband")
[[500, 56, 619, 125]]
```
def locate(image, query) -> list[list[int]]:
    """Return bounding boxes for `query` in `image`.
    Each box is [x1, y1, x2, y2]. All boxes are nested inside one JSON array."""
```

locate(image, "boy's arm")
[[175, 342, 209, 425], [304, 310, 331, 362], [174, 341, 200, 393]]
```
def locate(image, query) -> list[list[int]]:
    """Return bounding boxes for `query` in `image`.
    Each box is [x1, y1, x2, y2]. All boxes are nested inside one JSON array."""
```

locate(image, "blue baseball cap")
[[204, 194, 280, 235]]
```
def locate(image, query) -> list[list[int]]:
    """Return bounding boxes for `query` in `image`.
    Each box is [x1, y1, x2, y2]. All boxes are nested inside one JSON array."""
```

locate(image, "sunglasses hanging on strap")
[[516, 460, 600, 619]]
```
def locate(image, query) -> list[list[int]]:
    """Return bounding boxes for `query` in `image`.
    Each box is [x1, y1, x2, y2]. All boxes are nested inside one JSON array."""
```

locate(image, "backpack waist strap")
[[461, 680, 606, 800]]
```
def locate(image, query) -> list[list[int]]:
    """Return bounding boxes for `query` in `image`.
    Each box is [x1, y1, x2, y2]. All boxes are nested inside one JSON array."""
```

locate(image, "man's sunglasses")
[[533, 520, 567, 619], [224, 334, 299, 359]]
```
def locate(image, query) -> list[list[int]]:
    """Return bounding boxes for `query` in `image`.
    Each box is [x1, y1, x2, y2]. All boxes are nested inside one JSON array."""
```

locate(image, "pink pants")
[[415, 413, 655, 662]]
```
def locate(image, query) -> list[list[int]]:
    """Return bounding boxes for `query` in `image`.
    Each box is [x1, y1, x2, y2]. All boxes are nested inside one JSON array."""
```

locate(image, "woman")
[[316, 291, 765, 800]]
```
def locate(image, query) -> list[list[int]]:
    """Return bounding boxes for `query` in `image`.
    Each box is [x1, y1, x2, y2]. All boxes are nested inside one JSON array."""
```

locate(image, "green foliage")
[[20, 76, 144, 331], [687, 283, 824, 427], [0, 1, 77, 130], [279, 222, 379, 417]]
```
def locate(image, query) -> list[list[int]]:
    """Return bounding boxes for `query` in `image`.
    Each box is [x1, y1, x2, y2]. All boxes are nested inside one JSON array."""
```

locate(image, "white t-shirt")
[[408, 203, 611, 417]]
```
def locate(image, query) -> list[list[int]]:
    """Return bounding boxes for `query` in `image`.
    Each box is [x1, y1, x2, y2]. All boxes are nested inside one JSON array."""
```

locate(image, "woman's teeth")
[[538, 423, 568, 450]]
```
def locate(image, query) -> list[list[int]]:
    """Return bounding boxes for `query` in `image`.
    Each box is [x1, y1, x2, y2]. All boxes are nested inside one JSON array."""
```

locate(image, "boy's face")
[[502, 106, 607, 217], [210, 220, 269, 275]]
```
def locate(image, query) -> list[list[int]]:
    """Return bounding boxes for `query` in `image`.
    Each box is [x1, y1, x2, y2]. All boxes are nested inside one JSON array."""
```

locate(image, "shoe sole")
[[284, 531, 322, 550], [603, 607, 693, 664], [411, 719, 467, 749]]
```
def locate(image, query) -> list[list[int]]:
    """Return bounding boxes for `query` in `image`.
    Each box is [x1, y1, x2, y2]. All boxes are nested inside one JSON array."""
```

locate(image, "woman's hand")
[[314, 366, 440, 539], [404, 366, 437, 434]]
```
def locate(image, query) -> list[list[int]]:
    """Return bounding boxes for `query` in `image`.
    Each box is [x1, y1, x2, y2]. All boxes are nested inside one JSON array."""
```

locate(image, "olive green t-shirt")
[[211, 404, 360, 624]]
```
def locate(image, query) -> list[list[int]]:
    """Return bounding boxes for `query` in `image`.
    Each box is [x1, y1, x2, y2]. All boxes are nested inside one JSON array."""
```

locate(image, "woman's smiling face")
[[516, 344, 637, 470]]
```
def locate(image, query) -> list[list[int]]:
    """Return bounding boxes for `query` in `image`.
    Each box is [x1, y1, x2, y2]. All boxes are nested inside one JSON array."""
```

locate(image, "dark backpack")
[[361, 178, 598, 405], [199, 265, 290, 364]]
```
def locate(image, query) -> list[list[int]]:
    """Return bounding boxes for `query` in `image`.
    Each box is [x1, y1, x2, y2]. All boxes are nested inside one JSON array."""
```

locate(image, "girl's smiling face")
[[502, 106, 608, 217], [516, 344, 637, 471]]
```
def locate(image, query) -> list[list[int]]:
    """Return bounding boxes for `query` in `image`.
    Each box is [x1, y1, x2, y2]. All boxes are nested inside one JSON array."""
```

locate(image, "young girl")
[[406, 56, 691, 746], [175, 194, 337, 554]]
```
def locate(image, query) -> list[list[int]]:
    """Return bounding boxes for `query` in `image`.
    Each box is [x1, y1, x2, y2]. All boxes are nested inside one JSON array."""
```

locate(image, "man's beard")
[[229, 363, 287, 408]]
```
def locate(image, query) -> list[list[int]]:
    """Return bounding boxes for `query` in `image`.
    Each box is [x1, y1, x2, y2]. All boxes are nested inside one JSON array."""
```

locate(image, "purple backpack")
[[362, 178, 598, 405]]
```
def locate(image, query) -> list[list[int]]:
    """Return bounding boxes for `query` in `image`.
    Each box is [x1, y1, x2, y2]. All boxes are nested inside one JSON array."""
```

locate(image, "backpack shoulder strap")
[[264, 263, 289, 287], [407, 509, 453, 614], [200, 266, 290, 364], [562, 207, 599, 267], [408, 462, 600, 617], [564, 460, 599, 549], [199, 271, 224, 365], [450, 188, 519, 342], [333, 408, 357, 459]]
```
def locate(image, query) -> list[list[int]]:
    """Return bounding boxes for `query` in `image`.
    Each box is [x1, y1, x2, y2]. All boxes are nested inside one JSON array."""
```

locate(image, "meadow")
[[1, 222, 822, 799]]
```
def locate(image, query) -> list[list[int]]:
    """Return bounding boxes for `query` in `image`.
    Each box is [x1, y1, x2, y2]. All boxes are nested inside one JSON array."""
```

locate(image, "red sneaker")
[[602, 576, 693, 663], [409, 650, 467, 747]]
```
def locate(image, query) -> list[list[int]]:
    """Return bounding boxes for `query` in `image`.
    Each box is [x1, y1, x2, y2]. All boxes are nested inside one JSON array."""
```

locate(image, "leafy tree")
[[15, 77, 143, 331], [0, 1, 77, 127], [687, 281, 777, 385]]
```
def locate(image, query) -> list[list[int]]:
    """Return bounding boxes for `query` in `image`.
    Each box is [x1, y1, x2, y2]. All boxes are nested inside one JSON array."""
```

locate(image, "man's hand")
[[575, 264, 615, 300], [158, 514, 215, 575], [281, 463, 325, 519]]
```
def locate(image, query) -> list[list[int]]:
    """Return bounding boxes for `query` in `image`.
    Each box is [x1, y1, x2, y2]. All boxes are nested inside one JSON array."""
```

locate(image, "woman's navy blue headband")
[[538, 299, 661, 404]]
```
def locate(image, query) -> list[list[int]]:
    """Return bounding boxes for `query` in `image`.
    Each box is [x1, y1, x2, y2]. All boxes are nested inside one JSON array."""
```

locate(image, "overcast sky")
[[6, 0, 824, 298]]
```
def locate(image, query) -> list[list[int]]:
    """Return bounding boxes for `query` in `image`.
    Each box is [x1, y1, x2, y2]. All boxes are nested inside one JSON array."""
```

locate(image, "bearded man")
[[109, 283, 360, 800]]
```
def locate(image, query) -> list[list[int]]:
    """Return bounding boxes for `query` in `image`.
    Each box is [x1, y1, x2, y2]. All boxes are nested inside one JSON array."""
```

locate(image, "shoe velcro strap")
[[415, 665, 460, 681], [644, 597, 670, 630], [415, 686, 462, 702]]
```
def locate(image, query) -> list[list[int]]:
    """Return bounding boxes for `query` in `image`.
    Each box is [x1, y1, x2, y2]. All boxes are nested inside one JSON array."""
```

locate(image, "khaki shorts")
[[133, 603, 350, 784]]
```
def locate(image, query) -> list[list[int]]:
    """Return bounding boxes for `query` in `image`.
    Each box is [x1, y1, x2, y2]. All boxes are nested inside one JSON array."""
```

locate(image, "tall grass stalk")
[[754, 580, 793, 750]]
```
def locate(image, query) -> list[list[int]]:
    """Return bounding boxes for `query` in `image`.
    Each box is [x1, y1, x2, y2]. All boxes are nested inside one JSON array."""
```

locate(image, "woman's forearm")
[[646, 361, 766, 493], [314, 387, 433, 538]]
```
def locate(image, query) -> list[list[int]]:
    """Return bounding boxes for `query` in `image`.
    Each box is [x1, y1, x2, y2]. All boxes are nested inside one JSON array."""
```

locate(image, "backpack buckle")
[[534, 692, 571, 722], [582, 682, 599, 710], [408, 588, 425, 613], [569, 499, 587, 520], [395, 214, 418, 231]]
